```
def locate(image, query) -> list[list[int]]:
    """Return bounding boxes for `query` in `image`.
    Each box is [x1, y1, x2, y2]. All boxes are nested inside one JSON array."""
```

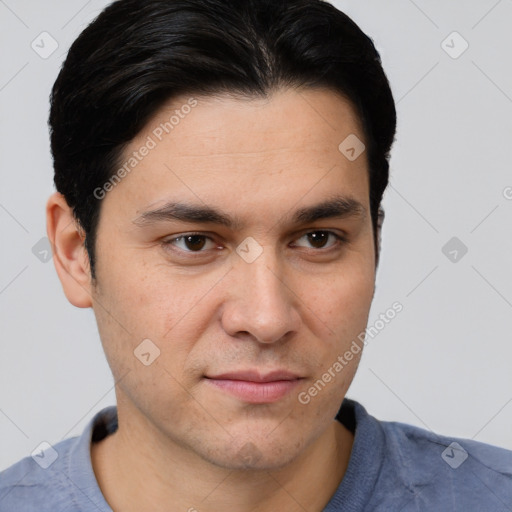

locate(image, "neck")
[[91, 405, 353, 512]]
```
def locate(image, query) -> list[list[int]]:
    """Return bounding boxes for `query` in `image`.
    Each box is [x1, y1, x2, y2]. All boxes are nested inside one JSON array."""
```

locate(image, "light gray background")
[[1, 0, 511, 471]]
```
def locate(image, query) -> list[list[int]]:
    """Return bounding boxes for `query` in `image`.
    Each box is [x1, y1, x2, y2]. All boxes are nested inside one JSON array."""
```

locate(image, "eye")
[[162, 230, 345, 258], [163, 233, 217, 253], [292, 230, 345, 250]]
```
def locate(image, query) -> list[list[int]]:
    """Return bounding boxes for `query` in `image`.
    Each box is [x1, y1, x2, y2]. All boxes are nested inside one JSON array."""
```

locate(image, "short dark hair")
[[49, 0, 396, 278]]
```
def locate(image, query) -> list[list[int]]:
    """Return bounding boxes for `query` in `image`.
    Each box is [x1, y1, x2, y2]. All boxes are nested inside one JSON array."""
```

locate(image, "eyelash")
[[161, 230, 346, 258]]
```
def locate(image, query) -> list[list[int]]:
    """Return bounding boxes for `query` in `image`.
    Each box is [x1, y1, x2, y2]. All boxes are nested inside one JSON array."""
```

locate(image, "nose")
[[221, 245, 301, 344]]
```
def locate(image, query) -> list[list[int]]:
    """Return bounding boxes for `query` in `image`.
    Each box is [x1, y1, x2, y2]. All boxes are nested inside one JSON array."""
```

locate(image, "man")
[[1, 0, 511, 510]]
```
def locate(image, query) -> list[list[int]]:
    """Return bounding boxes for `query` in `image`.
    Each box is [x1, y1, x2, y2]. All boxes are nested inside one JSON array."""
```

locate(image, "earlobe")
[[46, 192, 93, 308]]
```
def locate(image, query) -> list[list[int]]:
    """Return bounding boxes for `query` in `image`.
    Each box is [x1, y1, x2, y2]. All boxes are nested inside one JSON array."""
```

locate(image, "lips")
[[207, 370, 301, 383], [205, 370, 303, 403]]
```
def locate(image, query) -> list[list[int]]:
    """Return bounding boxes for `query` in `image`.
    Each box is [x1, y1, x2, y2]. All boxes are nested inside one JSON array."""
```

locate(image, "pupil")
[[308, 231, 327, 249], [186, 235, 206, 251]]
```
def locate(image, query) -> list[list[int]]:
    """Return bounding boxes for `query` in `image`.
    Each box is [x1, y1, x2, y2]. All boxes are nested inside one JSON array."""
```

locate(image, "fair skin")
[[47, 87, 377, 512]]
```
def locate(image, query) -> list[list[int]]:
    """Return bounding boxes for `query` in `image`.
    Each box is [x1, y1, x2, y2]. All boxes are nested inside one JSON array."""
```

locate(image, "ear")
[[46, 192, 93, 308]]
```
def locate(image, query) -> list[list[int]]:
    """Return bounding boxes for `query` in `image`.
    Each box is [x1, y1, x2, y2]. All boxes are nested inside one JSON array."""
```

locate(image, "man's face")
[[90, 87, 376, 470]]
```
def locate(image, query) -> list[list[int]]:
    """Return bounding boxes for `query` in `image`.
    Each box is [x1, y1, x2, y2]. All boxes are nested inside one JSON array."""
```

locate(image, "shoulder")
[[337, 399, 512, 510], [377, 418, 512, 509], [0, 405, 116, 512], [382, 418, 512, 475], [0, 437, 78, 512]]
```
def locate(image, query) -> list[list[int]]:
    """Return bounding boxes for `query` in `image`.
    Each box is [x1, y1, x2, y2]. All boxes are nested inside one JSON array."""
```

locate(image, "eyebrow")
[[133, 195, 366, 230]]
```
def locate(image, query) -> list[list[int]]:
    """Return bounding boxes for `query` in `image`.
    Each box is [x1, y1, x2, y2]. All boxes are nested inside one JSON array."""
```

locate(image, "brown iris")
[[306, 231, 329, 249], [183, 235, 207, 251]]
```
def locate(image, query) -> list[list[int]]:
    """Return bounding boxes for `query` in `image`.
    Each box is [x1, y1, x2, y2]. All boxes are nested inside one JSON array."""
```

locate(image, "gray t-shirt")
[[1, 399, 511, 511]]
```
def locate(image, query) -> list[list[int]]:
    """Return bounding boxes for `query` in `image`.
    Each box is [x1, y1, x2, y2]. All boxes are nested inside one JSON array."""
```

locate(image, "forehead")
[[145, 87, 365, 154], [103, 87, 370, 223]]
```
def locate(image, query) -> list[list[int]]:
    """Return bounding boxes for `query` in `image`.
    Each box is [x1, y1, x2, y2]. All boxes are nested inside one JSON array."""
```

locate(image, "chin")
[[199, 434, 307, 472]]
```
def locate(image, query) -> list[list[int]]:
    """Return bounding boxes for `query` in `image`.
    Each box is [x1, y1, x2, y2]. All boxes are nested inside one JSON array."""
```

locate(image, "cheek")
[[336, 270, 374, 322], [295, 256, 374, 393], [95, 249, 195, 337], [304, 258, 375, 334], [93, 256, 227, 384], [91, 270, 200, 416]]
